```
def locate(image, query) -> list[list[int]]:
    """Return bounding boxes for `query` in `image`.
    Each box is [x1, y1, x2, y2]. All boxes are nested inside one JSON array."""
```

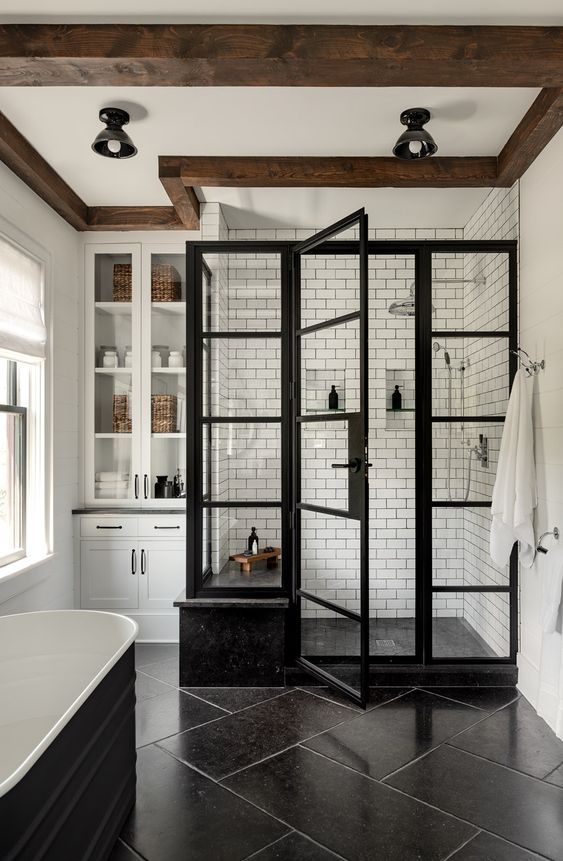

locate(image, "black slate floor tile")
[[140, 656, 180, 687], [136, 688, 224, 748], [300, 685, 410, 712], [108, 839, 144, 861], [248, 832, 341, 860], [450, 831, 544, 860], [303, 688, 485, 780], [421, 687, 519, 713], [183, 687, 289, 713], [135, 643, 178, 668], [450, 696, 563, 779], [159, 689, 355, 780], [545, 763, 563, 788], [136, 670, 173, 703], [387, 745, 563, 860], [121, 745, 288, 861], [224, 746, 476, 861]]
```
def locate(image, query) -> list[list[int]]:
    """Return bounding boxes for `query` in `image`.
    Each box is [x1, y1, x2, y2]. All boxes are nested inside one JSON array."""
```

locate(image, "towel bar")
[[536, 526, 560, 556]]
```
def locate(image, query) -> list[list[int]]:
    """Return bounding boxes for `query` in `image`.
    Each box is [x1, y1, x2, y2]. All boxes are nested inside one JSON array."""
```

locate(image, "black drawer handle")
[[96, 525, 123, 529], [154, 525, 181, 530]]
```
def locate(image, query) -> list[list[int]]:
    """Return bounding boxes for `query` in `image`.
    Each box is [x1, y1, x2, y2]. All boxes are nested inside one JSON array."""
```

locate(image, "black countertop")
[[73, 508, 186, 515]]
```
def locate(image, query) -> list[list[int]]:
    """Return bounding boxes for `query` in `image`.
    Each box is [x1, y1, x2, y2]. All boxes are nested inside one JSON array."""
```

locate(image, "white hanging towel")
[[542, 545, 563, 634], [490, 367, 537, 567]]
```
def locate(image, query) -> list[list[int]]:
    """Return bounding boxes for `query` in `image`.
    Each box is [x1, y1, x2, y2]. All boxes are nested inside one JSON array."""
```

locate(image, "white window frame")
[[0, 219, 52, 580]]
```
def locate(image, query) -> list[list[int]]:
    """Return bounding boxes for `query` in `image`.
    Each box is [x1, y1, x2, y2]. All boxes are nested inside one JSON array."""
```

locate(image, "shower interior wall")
[[207, 187, 518, 658]]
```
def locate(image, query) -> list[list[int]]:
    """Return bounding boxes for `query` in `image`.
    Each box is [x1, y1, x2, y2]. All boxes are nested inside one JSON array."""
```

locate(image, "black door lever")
[[331, 457, 362, 474]]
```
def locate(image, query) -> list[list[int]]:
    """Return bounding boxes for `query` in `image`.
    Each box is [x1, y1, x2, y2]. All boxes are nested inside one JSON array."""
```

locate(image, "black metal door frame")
[[186, 238, 518, 669]]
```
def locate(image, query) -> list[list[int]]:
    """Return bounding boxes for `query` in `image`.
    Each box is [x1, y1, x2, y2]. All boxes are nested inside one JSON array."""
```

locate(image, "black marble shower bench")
[[174, 593, 289, 687]]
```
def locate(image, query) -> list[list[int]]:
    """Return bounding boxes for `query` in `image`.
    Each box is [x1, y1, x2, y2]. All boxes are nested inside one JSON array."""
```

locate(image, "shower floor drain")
[[375, 639, 396, 648]]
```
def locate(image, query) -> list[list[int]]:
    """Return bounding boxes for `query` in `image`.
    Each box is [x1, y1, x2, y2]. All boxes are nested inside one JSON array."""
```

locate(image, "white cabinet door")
[[139, 540, 185, 609], [80, 541, 139, 609]]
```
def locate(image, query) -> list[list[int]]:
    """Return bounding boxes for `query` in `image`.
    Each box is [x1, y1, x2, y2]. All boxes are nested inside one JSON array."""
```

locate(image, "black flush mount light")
[[92, 107, 137, 159], [393, 107, 438, 160]]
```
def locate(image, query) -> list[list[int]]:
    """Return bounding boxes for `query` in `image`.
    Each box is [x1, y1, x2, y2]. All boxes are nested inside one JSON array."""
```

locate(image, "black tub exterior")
[[0, 645, 136, 861]]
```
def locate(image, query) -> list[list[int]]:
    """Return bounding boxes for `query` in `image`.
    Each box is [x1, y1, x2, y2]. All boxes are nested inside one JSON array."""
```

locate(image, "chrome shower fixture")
[[388, 276, 486, 317]]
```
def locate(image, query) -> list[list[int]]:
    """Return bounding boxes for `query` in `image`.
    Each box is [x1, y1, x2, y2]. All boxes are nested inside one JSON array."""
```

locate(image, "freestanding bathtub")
[[0, 610, 138, 861]]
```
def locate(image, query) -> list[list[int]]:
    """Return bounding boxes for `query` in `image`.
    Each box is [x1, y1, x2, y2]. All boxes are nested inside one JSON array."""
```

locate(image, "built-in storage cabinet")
[[85, 243, 187, 508], [77, 514, 185, 640]]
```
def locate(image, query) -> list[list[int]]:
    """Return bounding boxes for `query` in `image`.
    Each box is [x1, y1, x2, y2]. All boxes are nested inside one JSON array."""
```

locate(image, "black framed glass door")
[[292, 210, 370, 707]]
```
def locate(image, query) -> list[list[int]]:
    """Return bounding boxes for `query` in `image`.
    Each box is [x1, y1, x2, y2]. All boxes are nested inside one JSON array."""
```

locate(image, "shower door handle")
[[331, 457, 362, 474]]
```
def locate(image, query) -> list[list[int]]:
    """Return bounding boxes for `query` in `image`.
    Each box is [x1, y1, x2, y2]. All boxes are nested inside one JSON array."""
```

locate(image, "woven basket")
[[112, 394, 132, 433], [151, 394, 177, 433], [151, 264, 181, 302], [113, 263, 132, 302]]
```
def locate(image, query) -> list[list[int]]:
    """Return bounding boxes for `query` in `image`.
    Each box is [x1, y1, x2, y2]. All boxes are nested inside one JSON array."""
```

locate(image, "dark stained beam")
[[159, 157, 200, 229], [0, 110, 88, 230], [87, 206, 184, 231], [1, 25, 563, 87], [496, 87, 563, 186], [162, 155, 499, 188]]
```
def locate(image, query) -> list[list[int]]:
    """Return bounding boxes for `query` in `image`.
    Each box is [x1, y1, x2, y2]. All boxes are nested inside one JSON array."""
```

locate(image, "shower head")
[[388, 283, 436, 317]]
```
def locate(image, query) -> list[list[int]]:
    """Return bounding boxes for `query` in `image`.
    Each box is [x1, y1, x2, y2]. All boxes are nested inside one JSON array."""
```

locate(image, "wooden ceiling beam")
[[164, 155, 499, 189], [496, 87, 563, 186], [0, 110, 88, 230], [159, 157, 200, 229], [86, 206, 184, 231], [1, 24, 563, 87]]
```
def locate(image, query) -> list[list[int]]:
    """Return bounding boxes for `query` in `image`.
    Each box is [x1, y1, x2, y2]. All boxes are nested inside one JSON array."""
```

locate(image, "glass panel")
[[203, 338, 281, 418], [432, 422, 503, 503], [202, 507, 282, 588], [95, 252, 133, 303], [202, 252, 281, 333], [433, 591, 510, 658], [300, 509, 360, 610], [300, 252, 359, 328], [0, 410, 24, 564], [94, 437, 132, 500], [300, 597, 360, 659], [300, 319, 360, 414], [204, 424, 281, 502], [432, 337, 509, 417], [300, 420, 349, 510], [432, 252, 509, 332], [433, 507, 508, 587]]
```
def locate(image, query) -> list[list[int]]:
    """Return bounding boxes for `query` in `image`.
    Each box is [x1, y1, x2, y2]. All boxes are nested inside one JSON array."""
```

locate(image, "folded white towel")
[[95, 472, 129, 482], [95, 481, 129, 489], [542, 546, 563, 634], [490, 368, 537, 567]]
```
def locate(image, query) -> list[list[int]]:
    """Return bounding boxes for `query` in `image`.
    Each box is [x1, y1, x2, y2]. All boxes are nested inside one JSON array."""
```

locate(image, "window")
[[0, 234, 48, 570]]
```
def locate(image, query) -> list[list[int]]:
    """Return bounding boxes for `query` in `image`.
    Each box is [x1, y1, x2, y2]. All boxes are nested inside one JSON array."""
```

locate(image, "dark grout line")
[[441, 830, 482, 861], [239, 832, 293, 861], [417, 685, 520, 712], [443, 741, 563, 789], [542, 760, 563, 784], [176, 688, 232, 714]]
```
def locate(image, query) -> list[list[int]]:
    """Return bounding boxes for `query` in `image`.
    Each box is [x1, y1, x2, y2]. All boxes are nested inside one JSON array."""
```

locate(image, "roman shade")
[[0, 235, 46, 359]]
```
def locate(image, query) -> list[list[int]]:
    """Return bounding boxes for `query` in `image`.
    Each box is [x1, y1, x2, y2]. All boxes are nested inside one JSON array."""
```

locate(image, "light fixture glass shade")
[[92, 108, 137, 159], [393, 108, 438, 160]]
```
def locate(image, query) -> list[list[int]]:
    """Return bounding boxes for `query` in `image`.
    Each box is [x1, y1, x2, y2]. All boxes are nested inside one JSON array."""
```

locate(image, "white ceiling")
[[0, 86, 538, 227], [1, 0, 563, 23]]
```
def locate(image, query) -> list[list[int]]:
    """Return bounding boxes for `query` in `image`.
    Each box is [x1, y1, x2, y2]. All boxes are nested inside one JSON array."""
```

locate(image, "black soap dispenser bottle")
[[328, 385, 339, 410], [391, 385, 402, 411], [248, 527, 259, 556]]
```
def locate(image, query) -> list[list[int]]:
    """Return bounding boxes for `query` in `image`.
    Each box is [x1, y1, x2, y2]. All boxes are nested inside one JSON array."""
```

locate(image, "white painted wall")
[[517, 129, 563, 735], [0, 162, 80, 614]]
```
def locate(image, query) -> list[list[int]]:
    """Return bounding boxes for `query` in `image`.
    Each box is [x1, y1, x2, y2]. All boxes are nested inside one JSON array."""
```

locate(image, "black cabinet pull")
[[134, 474, 139, 499], [96, 525, 123, 530], [154, 525, 180, 530], [141, 548, 146, 575], [144, 474, 149, 500], [131, 549, 137, 575]]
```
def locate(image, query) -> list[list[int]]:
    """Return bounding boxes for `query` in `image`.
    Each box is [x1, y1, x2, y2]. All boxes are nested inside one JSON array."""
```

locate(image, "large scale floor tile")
[[249, 832, 341, 860], [136, 688, 224, 748], [121, 745, 288, 861], [183, 687, 289, 713], [223, 746, 476, 861], [387, 744, 563, 860], [545, 763, 563, 788], [135, 643, 178, 668], [139, 656, 180, 687], [450, 831, 545, 860], [421, 687, 519, 713], [450, 697, 563, 778], [300, 686, 410, 713], [303, 688, 485, 779], [136, 670, 174, 703], [108, 839, 145, 861], [160, 689, 355, 780]]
